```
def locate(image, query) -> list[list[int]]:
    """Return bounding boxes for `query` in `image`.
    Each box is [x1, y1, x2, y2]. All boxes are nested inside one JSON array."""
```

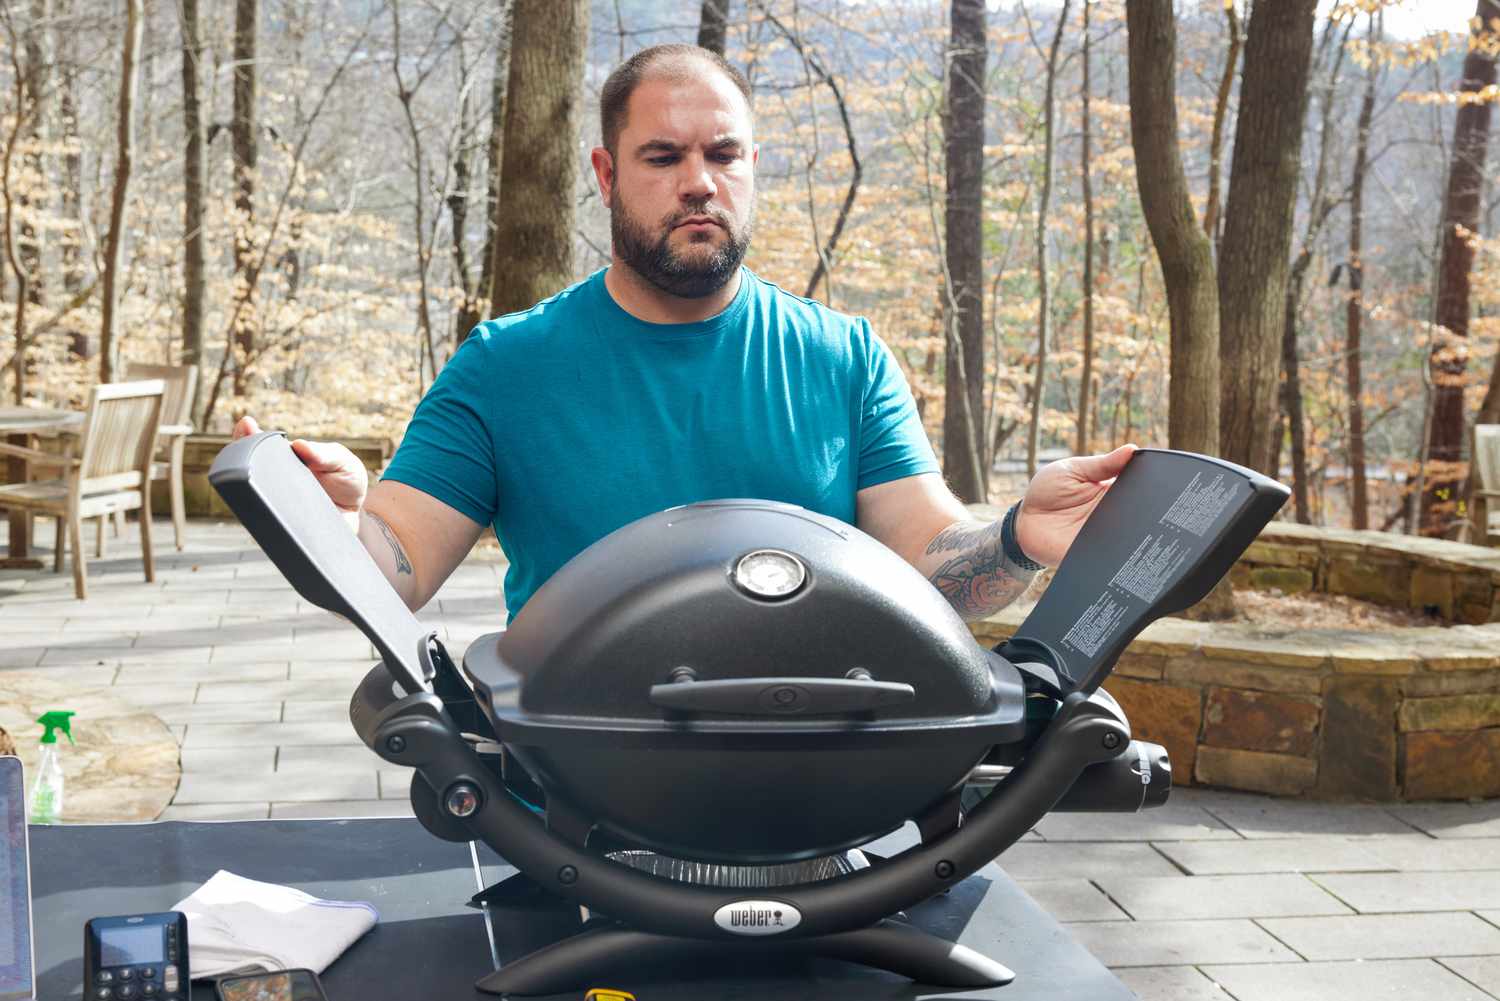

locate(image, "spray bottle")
[[29, 711, 75, 824]]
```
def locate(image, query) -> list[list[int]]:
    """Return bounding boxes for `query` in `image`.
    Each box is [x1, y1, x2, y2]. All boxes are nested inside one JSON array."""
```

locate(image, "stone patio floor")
[[6, 516, 1500, 1000]]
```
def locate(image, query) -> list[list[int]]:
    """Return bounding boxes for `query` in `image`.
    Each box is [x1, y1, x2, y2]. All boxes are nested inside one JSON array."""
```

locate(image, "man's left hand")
[[1014, 444, 1138, 567]]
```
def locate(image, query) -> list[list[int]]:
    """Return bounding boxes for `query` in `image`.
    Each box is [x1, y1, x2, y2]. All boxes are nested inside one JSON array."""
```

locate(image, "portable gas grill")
[[210, 435, 1288, 996]]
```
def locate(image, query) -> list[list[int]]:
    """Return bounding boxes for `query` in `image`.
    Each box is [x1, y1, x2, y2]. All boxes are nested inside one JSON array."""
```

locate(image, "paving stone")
[[1441, 956, 1500, 997], [1153, 838, 1389, 875], [180, 721, 363, 748], [179, 747, 276, 774], [1033, 805, 1238, 842], [196, 680, 356, 703], [109, 684, 194, 706], [286, 661, 376, 682], [1113, 966, 1237, 1001], [174, 771, 378, 803], [1202, 800, 1417, 839], [209, 644, 300, 664], [158, 803, 272, 821], [115, 661, 288, 684], [1064, 918, 1299, 967], [276, 745, 383, 772], [280, 700, 349, 722], [1008, 878, 1127, 922], [1096, 873, 1350, 920], [1259, 912, 1500, 961], [997, 842, 1182, 880], [1362, 836, 1500, 871], [378, 769, 415, 800], [1312, 871, 1500, 912], [1201, 960, 1494, 1001], [148, 702, 283, 725], [1389, 803, 1500, 839], [270, 799, 414, 819]]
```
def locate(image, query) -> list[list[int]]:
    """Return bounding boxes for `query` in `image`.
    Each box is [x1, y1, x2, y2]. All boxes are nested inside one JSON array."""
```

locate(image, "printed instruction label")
[[1062, 593, 1129, 658], [1109, 533, 1189, 604], [1160, 472, 1235, 537]]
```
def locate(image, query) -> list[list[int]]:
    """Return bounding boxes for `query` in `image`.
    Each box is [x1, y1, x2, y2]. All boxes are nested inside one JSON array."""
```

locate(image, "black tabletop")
[[29, 819, 1133, 1001]]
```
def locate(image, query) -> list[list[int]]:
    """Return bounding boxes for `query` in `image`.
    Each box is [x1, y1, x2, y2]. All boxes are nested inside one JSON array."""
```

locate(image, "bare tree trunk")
[[1346, 15, 1379, 530], [1076, 0, 1095, 457], [1422, 0, 1500, 535], [99, 0, 143, 384], [697, 0, 730, 56], [17, 0, 48, 311], [477, 2, 513, 335], [1280, 17, 1346, 525], [56, 0, 85, 357], [230, 0, 259, 395], [1025, 0, 1070, 479], [1217, 0, 1318, 474], [0, 9, 39, 402], [942, 0, 988, 502], [450, 69, 482, 343], [1124, 0, 1219, 454], [179, 0, 207, 392], [1203, 0, 1240, 254], [390, 0, 439, 385], [491, 0, 588, 316]]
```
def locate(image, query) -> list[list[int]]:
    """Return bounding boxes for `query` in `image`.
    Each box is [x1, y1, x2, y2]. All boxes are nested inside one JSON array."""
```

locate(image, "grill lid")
[[468, 500, 1010, 726]]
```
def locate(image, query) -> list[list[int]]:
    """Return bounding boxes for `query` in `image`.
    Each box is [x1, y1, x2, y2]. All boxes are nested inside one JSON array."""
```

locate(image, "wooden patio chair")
[[124, 361, 198, 551], [1474, 424, 1500, 547], [0, 380, 164, 599]]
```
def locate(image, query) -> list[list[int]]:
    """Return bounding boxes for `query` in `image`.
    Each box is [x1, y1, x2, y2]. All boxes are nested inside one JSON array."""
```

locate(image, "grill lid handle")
[[648, 674, 915, 716]]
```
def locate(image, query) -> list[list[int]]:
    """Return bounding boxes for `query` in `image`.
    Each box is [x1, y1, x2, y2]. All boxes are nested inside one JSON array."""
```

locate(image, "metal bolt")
[[774, 687, 797, 705], [846, 668, 873, 681], [385, 735, 406, 754], [668, 666, 697, 685], [1102, 732, 1122, 750], [444, 782, 481, 818], [557, 865, 578, 885], [934, 860, 955, 879]]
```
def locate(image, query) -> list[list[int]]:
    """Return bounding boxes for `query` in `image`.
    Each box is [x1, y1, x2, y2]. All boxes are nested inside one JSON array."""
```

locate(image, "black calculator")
[[84, 912, 189, 1001]]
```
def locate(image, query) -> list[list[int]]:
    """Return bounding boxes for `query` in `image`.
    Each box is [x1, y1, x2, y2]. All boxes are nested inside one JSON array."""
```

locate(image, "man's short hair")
[[600, 44, 753, 156]]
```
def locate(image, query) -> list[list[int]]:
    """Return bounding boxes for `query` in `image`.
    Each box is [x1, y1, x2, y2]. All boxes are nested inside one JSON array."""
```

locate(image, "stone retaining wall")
[[969, 520, 1500, 801]]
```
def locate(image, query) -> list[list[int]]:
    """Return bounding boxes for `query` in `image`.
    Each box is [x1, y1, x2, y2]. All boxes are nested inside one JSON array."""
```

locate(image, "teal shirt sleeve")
[[855, 319, 940, 490], [380, 329, 498, 526]]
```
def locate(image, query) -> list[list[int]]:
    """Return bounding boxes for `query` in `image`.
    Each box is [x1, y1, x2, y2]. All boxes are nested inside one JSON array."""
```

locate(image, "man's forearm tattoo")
[[924, 521, 1034, 621], [365, 510, 413, 576]]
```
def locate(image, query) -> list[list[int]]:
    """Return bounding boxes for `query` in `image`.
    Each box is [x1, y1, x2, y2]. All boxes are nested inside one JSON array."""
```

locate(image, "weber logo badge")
[[713, 900, 802, 936]]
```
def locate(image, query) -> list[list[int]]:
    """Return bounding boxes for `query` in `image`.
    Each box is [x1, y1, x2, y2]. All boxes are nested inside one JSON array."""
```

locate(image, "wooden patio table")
[[0, 405, 83, 568]]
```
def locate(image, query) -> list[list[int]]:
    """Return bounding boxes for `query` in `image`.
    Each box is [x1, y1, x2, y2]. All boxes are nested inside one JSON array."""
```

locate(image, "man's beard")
[[611, 194, 752, 300]]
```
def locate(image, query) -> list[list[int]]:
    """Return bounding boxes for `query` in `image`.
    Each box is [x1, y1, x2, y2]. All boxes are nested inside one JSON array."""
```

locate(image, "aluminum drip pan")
[[605, 848, 871, 887]]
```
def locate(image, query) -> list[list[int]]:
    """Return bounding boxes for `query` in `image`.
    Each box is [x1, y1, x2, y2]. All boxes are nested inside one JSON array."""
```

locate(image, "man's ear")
[[590, 146, 616, 208]]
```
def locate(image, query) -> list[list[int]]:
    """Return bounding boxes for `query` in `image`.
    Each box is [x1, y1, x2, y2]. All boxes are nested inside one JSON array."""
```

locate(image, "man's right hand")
[[232, 415, 369, 514]]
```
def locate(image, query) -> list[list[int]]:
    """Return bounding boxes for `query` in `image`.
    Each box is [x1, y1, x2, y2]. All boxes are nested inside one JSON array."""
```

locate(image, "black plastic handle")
[[208, 431, 433, 693], [1003, 448, 1289, 696], [647, 676, 916, 715]]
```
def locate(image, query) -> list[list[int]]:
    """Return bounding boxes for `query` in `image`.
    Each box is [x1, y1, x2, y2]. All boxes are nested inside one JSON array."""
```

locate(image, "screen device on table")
[[214, 969, 328, 1001], [84, 911, 189, 1000], [0, 757, 35, 1001]]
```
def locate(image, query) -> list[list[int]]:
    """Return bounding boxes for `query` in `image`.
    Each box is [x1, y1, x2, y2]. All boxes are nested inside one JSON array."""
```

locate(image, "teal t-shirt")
[[382, 268, 939, 618]]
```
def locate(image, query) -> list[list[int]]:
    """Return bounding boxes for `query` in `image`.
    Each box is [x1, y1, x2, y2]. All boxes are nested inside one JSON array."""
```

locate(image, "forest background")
[[2, 0, 1498, 539]]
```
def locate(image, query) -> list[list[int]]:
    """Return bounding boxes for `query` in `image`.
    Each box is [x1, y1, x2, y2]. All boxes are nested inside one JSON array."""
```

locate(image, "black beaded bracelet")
[[1001, 501, 1045, 572]]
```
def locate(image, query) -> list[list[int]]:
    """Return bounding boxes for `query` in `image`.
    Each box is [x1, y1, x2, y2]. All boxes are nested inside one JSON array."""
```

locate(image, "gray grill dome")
[[463, 499, 1027, 863], [492, 500, 1000, 719]]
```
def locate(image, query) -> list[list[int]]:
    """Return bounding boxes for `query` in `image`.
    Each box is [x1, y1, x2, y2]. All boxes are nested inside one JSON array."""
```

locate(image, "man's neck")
[[604, 260, 743, 325]]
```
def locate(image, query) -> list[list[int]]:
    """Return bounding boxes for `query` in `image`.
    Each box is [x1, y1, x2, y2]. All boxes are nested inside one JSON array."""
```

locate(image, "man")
[[234, 44, 1134, 622]]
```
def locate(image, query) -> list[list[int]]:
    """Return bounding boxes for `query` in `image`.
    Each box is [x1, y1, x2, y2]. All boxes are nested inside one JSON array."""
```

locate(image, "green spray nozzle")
[[37, 711, 75, 745]]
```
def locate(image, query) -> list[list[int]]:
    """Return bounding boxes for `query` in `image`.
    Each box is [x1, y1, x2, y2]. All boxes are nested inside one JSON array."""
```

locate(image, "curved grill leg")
[[474, 919, 1013, 996]]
